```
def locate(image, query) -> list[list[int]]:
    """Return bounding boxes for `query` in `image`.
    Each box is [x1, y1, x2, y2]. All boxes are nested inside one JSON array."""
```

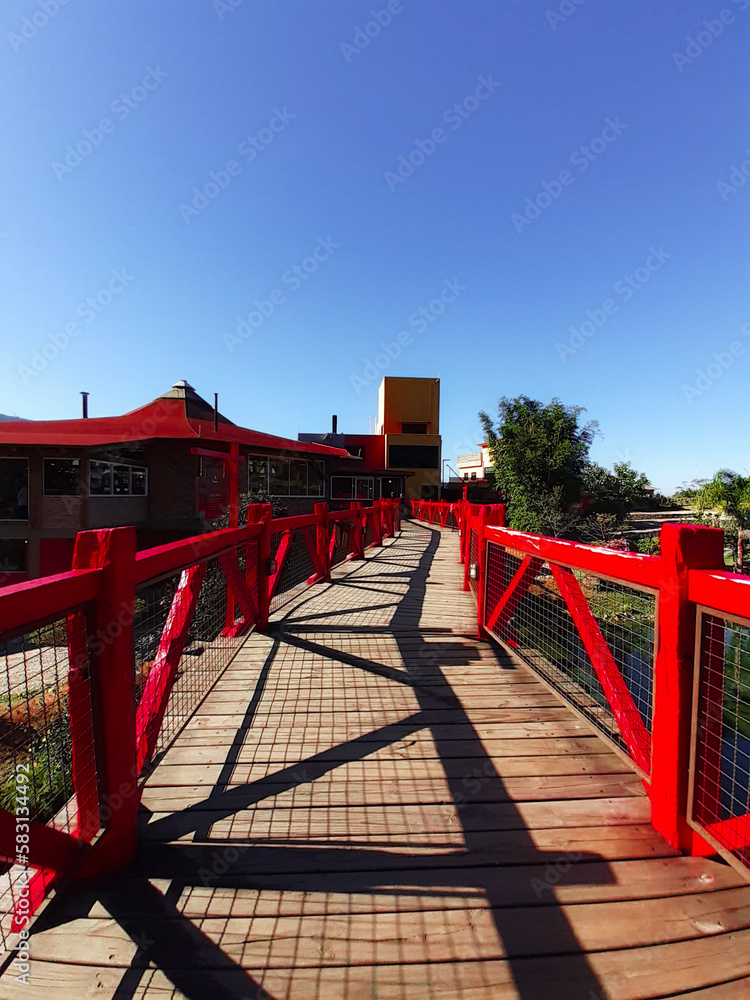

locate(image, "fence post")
[[651, 522, 725, 853], [476, 506, 489, 640], [255, 503, 273, 629], [350, 501, 364, 559], [373, 501, 383, 547], [314, 502, 331, 581], [74, 527, 138, 876]]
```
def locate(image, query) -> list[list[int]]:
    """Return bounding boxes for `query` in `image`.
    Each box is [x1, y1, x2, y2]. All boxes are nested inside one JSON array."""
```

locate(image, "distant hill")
[[0, 414, 28, 422]]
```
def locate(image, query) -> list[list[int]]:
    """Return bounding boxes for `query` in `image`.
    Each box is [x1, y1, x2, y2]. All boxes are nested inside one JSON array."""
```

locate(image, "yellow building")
[[377, 377, 441, 501]]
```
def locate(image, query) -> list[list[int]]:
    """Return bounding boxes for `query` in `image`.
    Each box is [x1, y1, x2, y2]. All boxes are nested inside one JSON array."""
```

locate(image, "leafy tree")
[[582, 461, 655, 513], [698, 470, 750, 572], [479, 396, 597, 534]]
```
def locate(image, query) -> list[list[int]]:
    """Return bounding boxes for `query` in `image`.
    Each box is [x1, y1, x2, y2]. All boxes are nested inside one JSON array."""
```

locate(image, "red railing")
[[0, 498, 401, 952], [412, 498, 749, 879]]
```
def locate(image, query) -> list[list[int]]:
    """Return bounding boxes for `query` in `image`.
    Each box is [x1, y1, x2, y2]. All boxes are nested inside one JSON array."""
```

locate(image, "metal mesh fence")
[[692, 612, 750, 871], [330, 519, 354, 568], [0, 610, 98, 950], [484, 542, 656, 769], [134, 557, 245, 769], [469, 529, 479, 597], [270, 529, 317, 614]]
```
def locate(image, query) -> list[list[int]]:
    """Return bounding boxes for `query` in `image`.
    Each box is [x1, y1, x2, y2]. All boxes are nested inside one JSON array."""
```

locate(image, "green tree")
[[582, 461, 655, 512], [479, 396, 597, 534], [698, 470, 750, 572]]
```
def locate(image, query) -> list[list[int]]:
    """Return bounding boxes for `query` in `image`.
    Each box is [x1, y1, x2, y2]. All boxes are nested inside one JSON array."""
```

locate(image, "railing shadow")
[[27, 522, 615, 1000]]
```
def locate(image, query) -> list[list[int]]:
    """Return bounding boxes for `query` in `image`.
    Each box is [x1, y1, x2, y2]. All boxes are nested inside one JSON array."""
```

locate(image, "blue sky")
[[1, 0, 748, 492]]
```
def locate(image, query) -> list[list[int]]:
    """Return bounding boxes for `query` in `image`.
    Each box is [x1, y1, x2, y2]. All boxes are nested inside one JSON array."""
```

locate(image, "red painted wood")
[[0, 810, 83, 871], [255, 503, 272, 629], [551, 564, 652, 774], [476, 508, 489, 640], [486, 524, 663, 590], [73, 528, 138, 876], [135, 562, 206, 774], [0, 569, 101, 635], [350, 502, 364, 560], [220, 550, 258, 635], [314, 503, 330, 582], [268, 530, 293, 598], [704, 813, 750, 852], [484, 553, 544, 638], [66, 609, 99, 842], [651, 523, 725, 852], [688, 567, 750, 620], [134, 522, 262, 585]]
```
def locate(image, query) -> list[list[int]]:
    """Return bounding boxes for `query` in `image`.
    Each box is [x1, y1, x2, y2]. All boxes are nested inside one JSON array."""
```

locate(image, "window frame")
[[0, 456, 30, 522], [89, 460, 148, 497], [43, 458, 81, 497]]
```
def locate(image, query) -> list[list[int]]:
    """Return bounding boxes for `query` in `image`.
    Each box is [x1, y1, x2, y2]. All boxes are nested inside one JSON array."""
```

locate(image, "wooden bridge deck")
[[8, 521, 750, 999]]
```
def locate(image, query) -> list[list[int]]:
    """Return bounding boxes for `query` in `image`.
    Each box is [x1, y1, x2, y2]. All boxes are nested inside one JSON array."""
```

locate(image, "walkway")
[[8, 522, 750, 999]]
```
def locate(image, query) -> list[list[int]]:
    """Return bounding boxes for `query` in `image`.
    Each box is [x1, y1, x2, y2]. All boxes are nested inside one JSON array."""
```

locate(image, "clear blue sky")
[[1, 0, 748, 493]]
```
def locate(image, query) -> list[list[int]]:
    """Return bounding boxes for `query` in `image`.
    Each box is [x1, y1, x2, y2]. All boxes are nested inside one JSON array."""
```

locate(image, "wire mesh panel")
[[134, 557, 245, 770], [484, 541, 656, 771], [330, 519, 353, 568], [270, 529, 317, 614], [469, 529, 479, 597], [691, 611, 750, 872], [0, 609, 98, 951]]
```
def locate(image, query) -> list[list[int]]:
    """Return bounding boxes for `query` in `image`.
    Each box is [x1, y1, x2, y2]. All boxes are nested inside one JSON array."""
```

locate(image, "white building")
[[456, 443, 493, 482]]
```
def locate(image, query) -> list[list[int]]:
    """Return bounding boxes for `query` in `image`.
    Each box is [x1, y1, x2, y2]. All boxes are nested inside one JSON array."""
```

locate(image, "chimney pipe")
[[214, 393, 219, 432], [332, 414, 338, 435], [80, 392, 89, 419]]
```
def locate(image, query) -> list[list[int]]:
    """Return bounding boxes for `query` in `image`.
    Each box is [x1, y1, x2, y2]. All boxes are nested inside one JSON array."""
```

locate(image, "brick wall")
[[38, 495, 83, 532], [146, 442, 199, 525], [87, 497, 148, 529]]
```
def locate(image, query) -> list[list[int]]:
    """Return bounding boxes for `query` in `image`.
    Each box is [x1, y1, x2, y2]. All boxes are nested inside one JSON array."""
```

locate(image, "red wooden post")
[[314, 502, 330, 581], [476, 507, 489, 638], [255, 503, 273, 629], [651, 523, 725, 853], [73, 527, 138, 875], [224, 443, 240, 631], [350, 502, 364, 559], [373, 501, 383, 547]]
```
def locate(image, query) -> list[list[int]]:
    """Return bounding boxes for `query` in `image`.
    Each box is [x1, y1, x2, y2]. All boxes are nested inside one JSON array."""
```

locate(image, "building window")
[[463, 473, 469, 480], [388, 444, 439, 470], [401, 423, 428, 434], [0, 458, 29, 520], [248, 456, 325, 497], [0, 539, 27, 573], [44, 458, 80, 496], [330, 476, 374, 500], [90, 460, 148, 496], [471, 471, 477, 480]]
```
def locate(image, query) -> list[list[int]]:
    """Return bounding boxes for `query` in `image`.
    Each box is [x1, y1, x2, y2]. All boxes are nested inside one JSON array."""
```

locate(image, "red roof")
[[0, 388, 350, 459]]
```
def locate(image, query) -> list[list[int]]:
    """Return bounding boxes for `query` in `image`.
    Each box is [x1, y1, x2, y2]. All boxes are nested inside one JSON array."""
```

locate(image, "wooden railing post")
[[255, 503, 273, 629], [476, 507, 489, 640], [73, 527, 138, 875], [350, 501, 364, 559], [314, 502, 331, 581], [651, 523, 724, 853]]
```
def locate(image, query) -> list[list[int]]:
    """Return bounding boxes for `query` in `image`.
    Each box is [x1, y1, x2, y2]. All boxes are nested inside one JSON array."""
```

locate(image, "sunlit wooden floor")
[[6, 521, 750, 999]]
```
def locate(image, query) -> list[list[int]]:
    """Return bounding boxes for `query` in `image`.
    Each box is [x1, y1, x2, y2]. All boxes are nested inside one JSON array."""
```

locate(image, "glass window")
[[0, 458, 29, 520], [131, 468, 147, 495], [248, 457, 268, 493], [113, 465, 131, 495], [90, 461, 112, 495], [330, 476, 354, 499], [269, 459, 289, 495], [401, 423, 428, 434], [307, 462, 324, 497], [289, 460, 307, 496], [0, 539, 27, 573], [44, 458, 80, 496], [355, 477, 374, 500]]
